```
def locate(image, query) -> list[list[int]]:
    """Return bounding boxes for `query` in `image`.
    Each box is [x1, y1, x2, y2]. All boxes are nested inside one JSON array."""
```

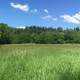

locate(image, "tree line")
[[0, 23, 80, 44]]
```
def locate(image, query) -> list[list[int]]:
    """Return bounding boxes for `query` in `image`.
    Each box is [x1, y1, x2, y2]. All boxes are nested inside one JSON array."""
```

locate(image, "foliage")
[[1, 23, 80, 44], [0, 23, 11, 44]]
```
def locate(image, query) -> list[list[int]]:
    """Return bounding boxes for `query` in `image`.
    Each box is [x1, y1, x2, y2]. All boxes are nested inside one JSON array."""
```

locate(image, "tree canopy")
[[0, 23, 80, 44]]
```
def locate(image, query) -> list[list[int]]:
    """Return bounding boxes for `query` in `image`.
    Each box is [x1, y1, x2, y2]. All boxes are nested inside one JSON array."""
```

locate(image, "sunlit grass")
[[0, 44, 80, 80]]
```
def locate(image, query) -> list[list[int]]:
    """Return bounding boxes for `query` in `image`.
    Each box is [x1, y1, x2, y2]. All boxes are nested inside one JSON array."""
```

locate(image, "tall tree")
[[0, 23, 11, 44]]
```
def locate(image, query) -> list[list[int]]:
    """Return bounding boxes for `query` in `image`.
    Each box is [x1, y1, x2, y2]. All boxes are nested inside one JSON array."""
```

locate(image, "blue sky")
[[0, 0, 80, 28]]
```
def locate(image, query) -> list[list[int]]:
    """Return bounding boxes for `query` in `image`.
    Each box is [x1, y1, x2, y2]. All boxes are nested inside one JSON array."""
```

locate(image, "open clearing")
[[0, 44, 80, 80]]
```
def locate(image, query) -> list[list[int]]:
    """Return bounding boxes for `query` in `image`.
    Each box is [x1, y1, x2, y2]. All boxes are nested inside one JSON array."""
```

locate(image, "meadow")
[[0, 44, 80, 80]]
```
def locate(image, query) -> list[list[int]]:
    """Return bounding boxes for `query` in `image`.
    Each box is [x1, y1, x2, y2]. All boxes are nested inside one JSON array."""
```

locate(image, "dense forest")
[[0, 23, 80, 44]]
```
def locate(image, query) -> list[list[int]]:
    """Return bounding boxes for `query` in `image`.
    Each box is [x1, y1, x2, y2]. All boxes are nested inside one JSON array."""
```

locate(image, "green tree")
[[0, 23, 11, 44]]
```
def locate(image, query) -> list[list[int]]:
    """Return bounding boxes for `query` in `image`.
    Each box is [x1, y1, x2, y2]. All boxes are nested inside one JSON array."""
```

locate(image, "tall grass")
[[0, 44, 80, 80]]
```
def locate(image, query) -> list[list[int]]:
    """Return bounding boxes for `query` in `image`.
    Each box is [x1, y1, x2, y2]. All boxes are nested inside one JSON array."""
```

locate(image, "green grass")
[[0, 44, 80, 80]]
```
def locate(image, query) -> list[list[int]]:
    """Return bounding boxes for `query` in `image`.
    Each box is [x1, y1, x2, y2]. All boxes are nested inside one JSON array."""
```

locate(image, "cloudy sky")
[[0, 0, 80, 28]]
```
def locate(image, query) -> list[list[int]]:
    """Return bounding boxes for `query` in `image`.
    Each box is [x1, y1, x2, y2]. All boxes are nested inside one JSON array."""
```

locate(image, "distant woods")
[[0, 23, 80, 44]]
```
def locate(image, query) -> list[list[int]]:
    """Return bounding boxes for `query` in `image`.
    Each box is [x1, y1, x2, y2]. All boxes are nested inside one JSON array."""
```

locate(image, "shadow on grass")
[[58, 69, 80, 80], [59, 71, 75, 80], [54, 62, 80, 80]]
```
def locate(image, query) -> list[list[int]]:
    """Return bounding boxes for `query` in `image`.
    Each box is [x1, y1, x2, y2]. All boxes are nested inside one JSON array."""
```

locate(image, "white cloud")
[[42, 15, 57, 21], [44, 9, 49, 14], [10, 2, 29, 12], [30, 9, 38, 13], [16, 26, 26, 29], [73, 12, 80, 21], [60, 12, 80, 24]]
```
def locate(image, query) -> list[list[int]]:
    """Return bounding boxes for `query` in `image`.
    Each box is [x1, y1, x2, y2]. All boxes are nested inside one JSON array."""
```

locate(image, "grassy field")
[[0, 44, 80, 80]]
